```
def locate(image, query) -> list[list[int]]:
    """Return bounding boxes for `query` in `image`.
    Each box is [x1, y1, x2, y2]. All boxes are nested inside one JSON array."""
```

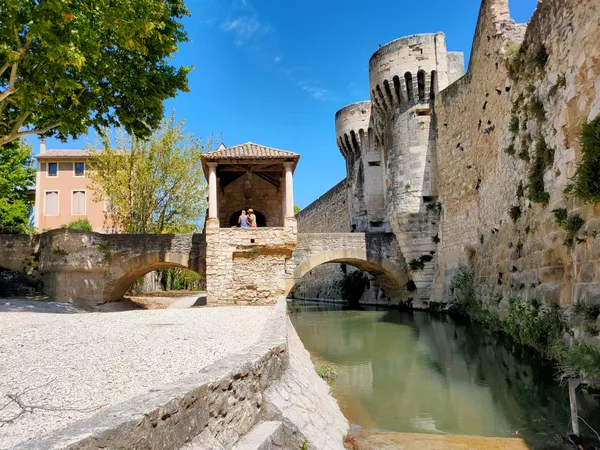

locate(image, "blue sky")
[[32, 0, 539, 208]]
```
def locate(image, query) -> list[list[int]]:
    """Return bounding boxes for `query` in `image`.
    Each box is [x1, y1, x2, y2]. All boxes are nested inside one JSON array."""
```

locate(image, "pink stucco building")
[[34, 142, 107, 232]]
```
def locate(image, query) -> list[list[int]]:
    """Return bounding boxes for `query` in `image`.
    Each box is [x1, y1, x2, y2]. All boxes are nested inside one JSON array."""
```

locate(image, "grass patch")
[[315, 363, 337, 383], [571, 116, 600, 203]]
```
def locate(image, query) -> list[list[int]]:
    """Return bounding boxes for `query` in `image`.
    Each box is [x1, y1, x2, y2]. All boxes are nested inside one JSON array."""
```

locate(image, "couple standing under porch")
[[238, 209, 257, 228]]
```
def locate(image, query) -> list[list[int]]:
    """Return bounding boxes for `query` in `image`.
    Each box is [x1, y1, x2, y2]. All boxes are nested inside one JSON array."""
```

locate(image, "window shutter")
[[73, 191, 85, 214], [46, 192, 58, 215]]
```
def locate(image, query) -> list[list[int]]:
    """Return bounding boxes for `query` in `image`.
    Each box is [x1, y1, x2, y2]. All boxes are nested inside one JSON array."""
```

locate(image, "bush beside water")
[[450, 267, 600, 379]]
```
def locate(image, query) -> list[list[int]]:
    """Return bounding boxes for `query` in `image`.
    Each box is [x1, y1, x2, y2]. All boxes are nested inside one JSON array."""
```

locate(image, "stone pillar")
[[206, 163, 219, 230], [283, 162, 297, 230], [280, 176, 286, 227]]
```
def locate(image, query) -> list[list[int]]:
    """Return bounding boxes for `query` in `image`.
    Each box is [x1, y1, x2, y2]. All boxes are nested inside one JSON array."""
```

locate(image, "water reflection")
[[288, 300, 600, 447]]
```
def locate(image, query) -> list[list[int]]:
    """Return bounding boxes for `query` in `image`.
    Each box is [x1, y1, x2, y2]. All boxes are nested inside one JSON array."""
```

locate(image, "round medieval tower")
[[335, 101, 388, 232], [368, 33, 463, 305]]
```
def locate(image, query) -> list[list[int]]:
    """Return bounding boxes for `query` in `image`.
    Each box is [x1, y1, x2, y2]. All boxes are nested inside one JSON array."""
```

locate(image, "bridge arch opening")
[[104, 252, 205, 303], [287, 248, 410, 306]]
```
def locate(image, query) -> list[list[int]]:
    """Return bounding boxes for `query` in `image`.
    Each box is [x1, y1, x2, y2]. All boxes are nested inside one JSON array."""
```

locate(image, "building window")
[[48, 162, 58, 177], [45, 191, 59, 216], [72, 190, 86, 215], [74, 162, 85, 177]]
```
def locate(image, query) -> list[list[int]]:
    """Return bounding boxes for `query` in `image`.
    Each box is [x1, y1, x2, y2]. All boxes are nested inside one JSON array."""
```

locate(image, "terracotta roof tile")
[[35, 150, 91, 159], [202, 142, 299, 161]]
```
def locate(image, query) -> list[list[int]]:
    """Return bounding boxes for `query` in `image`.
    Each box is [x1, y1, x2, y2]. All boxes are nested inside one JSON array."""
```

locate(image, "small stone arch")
[[286, 248, 409, 301], [103, 252, 203, 301]]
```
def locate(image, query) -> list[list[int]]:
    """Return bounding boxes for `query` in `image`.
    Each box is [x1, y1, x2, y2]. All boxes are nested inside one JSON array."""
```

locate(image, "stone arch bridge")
[[1, 229, 411, 306]]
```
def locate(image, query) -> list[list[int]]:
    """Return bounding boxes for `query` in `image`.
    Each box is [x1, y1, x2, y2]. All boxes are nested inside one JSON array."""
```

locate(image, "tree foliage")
[[0, 139, 34, 233], [88, 114, 214, 234], [0, 0, 191, 148], [294, 204, 301, 215]]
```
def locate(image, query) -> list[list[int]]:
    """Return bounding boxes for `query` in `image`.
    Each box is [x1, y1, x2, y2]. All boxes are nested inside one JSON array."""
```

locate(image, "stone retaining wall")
[[15, 299, 348, 450], [433, 0, 600, 326]]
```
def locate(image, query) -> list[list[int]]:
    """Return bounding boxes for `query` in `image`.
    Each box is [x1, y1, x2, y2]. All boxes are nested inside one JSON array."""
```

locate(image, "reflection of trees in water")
[[289, 301, 600, 445]]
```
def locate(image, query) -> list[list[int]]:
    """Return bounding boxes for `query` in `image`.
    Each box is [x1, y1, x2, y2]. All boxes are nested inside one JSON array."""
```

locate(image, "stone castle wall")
[[296, 179, 349, 233], [433, 0, 600, 318]]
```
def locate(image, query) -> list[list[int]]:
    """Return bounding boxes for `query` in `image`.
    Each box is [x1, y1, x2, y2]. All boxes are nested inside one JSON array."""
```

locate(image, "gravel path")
[[0, 306, 272, 449]]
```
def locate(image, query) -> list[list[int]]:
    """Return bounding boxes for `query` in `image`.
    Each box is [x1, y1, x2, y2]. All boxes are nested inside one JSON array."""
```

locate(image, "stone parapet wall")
[[433, 0, 600, 318], [206, 228, 297, 305], [296, 180, 349, 233]]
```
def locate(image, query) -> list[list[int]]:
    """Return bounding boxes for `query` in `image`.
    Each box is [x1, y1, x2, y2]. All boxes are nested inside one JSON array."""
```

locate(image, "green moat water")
[[288, 300, 600, 446]]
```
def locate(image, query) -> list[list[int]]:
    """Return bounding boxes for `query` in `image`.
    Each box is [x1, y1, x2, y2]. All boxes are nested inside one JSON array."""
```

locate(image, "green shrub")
[[571, 116, 600, 203], [450, 267, 498, 327], [509, 205, 522, 223], [62, 218, 93, 231], [505, 143, 516, 156], [527, 137, 552, 205], [505, 299, 563, 357], [554, 341, 600, 379], [552, 208, 568, 226], [508, 116, 520, 134], [529, 98, 545, 121], [563, 214, 585, 246]]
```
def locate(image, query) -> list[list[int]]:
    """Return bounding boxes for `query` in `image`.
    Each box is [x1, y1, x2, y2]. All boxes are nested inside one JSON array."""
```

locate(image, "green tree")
[[88, 113, 214, 234], [0, 139, 35, 233], [0, 0, 191, 148], [294, 204, 301, 215]]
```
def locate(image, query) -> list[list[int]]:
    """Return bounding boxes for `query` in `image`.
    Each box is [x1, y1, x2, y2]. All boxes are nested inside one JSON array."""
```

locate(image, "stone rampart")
[[433, 0, 600, 319], [296, 179, 349, 233]]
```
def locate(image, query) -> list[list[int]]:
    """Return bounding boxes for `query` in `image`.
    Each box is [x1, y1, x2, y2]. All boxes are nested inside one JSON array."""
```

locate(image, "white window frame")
[[71, 190, 86, 216], [47, 162, 59, 178], [44, 190, 60, 216], [73, 162, 86, 177]]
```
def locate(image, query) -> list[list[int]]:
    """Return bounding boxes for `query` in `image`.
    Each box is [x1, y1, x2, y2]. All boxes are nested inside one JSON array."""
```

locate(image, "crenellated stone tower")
[[336, 33, 464, 305], [335, 101, 387, 232]]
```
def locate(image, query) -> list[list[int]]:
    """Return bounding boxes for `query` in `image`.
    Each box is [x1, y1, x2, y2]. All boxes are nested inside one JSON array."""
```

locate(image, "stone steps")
[[182, 421, 285, 450], [232, 421, 285, 450]]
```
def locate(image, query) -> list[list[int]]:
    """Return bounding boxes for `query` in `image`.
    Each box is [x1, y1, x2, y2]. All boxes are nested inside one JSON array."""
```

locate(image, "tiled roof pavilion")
[[201, 142, 299, 177]]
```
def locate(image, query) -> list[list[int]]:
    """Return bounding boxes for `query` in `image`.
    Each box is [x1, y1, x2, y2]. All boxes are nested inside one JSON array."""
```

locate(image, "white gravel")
[[0, 305, 272, 449]]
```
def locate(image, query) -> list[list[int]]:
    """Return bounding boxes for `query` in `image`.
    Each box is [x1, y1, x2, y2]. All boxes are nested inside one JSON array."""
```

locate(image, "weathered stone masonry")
[[296, 0, 600, 321], [434, 0, 600, 320]]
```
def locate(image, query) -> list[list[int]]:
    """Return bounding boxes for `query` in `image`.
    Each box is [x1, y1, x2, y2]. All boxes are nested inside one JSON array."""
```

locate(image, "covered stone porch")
[[201, 142, 299, 230], [200, 142, 301, 305]]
